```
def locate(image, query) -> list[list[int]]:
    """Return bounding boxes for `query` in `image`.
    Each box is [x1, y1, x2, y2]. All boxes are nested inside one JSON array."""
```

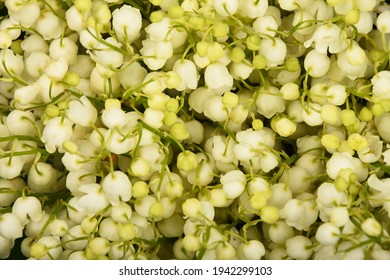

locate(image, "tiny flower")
[[371, 71, 390, 99], [172, 59, 198, 91], [112, 5, 142, 43], [0, 213, 24, 240], [376, 10, 390, 33], [315, 222, 340, 246], [238, 0, 268, 18], [67, 96, 98, 127], [258, 37, 287, 66], [41, 117, 73, 154], [78, 183, 110, 215], [326, 152, 368, 182], [361, 218, 382, 237], [102, 171, 132, 206], [213, 0, 238, 16], [256, 87, 286, 119], [237, 240, 265, 260], [286, 236, 313, 260], [304, 23, 347, 54], [12, 196, 43, 224], [0, 157, 25, 180]]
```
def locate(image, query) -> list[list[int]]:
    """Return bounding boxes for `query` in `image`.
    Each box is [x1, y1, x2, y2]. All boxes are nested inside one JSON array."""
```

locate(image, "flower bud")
[[321, 104, 340, 125], [246, 35, 261, 51], [361, 218, 382, 237], [0, 213, 24, 240], [182, 234, 201, 252], [177, 151, 198, 172], [132, 181, 149, 199], [359, 107, 373, 122], [182, 198, 202, 218], [237, 240, 265, 260], [216, 242, 236, 260], [321, 134, 340, 149], [376, 10, 390, 33], [170, 122, 189, 140], [260, 206, 279, 224], [274, 117, 296, 137], [344, 9, 360, 24], [315, 222, 340, 245], [117, 223, 137, 241], [229, 47, 245, 63], [341, 109, 357, 126], [286, 236, 313, 260]]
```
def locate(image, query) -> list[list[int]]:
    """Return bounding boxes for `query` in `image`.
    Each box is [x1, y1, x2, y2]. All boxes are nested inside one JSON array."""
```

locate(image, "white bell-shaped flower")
[[5, 109, 37, 136], [41, 117, 73, 154], [102, 171, 132, 206], [213, 0, 238, 16], [253, 15, 278, 38], [101, 100, 127, 129], [337, 46, 367, 80], [188, 87, 216, 114], [210, 136, 236, 164], [66, 169, 96, 197], [377, 10, 390, 33], [140, 40, 168, 71], [172, 59, 198, 91], [79, 28, 103, 50], [33, 11, 62, 40], [78, 183, 110, 215], [315, 222, 340, 246], [7, 1, 40, 28], [94, 39, 124, 69], [67, 96, 98, 127], [145, 18, 172, 41], [65, 5, 87, 33], [49, 37, 78, 64], [357, 133, 382, 163], [118, 62, 147, 90], [14, 83, 42, 107], [0, 213, 24, 240], [258, 37, 286, 66], [0, 157, 25, 180], [371, 71, 390, 99], [316, 182, 348, 208], [0, 49, 24, 78], [305, 23, 347, 54], [20, 34, 48, 55], [367, 175, 390, 206], [203, 95, 229, 122], [45, 58, 69, 81], [12, 196, 44, 225], [24, 52, 51, 79], [256, 87, 286, 118], [112, 5, 142, 43], [238, 0, 268, 18], [104, 128, 137, 154], [0, 235, 14, 259], [0, 179, 20, 207], [28, 162, 57, 193], [285, 236, 313, 260], [304, 49, 330, 77], [326, 152, 368, 182]]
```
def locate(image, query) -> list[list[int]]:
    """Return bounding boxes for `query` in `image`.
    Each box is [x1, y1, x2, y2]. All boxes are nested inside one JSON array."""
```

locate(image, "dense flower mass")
[[0, 0, 390, 260]]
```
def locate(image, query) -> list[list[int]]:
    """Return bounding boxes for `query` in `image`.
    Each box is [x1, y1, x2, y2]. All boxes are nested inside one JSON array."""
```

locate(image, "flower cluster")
[[0, 0, 390, 260]]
